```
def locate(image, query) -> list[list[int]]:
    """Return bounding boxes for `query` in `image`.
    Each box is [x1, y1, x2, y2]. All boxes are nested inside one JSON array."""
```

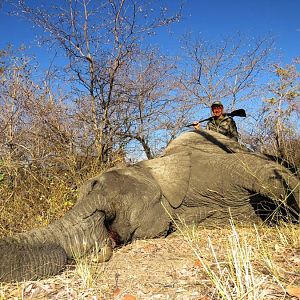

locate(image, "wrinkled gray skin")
[[0, 130, 299, 282]]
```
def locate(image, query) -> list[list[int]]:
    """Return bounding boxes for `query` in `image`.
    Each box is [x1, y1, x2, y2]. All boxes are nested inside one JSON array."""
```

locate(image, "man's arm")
[[229, 118, 239, 141]]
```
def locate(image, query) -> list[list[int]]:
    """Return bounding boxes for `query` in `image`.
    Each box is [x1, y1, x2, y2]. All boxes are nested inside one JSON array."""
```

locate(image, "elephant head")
[[0, 129, 299, 282]]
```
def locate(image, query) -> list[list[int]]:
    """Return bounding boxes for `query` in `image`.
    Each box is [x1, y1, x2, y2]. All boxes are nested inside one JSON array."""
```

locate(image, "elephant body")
[[0, 130, 299, 282]]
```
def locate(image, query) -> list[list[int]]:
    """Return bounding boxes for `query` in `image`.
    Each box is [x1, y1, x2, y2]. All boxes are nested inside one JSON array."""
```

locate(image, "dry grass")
[[177, 220, 300, 299], [0, 222, 299, 299], [0, 174, 78, 237], [0, 158, 119, 237]]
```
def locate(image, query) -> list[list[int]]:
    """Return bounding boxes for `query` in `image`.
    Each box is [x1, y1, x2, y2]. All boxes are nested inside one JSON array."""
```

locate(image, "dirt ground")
[[1, 227, 300, 300]]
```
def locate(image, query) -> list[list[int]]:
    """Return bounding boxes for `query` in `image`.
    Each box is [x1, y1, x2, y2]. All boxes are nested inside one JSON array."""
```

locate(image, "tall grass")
[[174, 215, 299, 299]]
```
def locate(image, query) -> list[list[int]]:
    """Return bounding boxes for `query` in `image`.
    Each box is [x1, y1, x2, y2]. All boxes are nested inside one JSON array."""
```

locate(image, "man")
[[193, 101, 239, 141]]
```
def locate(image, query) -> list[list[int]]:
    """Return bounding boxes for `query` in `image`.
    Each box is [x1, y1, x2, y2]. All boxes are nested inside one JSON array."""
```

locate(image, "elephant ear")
[[139, 152, 191, 208]]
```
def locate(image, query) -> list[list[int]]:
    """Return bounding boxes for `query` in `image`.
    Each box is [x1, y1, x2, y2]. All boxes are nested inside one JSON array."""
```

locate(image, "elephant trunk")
[[0, 200, 112, 282], [0, 238, 67, 282]]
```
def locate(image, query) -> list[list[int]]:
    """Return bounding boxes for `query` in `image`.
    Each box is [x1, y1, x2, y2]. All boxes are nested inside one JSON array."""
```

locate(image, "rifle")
[[185, 109, 246, 127]]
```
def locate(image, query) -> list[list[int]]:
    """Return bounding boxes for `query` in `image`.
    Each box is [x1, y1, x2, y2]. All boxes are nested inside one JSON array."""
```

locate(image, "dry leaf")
[[286, 285, 300, 299], [194, 259, 202, 268], [122, 294, 137, 300], [113, 287, 121, 297]]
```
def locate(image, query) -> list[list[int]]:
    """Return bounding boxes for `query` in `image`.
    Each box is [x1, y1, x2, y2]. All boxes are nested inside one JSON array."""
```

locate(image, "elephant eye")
[[91, 180, 101, 190]]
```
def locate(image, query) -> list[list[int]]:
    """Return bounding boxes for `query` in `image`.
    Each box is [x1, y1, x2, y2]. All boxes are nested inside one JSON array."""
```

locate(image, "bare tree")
[[113, 50, 181, 159], [0, 46, 103, 232], [179, 34, 273, 115], [257, 60, 300, 168], [0, 46, 34, 188], [14, 0, 181, 163]]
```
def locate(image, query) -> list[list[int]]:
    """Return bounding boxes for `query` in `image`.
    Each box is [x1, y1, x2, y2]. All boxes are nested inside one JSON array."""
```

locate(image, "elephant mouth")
[[106, 224, 122, 248]]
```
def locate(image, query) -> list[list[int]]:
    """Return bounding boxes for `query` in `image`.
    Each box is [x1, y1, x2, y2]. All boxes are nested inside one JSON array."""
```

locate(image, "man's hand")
[[192, 122, 201, 130]]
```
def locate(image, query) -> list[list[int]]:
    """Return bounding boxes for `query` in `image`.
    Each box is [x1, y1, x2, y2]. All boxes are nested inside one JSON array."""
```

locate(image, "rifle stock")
[[227, 109, 246, 118]]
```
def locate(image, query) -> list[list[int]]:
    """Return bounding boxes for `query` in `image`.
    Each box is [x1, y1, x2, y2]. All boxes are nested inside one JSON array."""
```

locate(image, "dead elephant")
[[0, 130, 299, 282]]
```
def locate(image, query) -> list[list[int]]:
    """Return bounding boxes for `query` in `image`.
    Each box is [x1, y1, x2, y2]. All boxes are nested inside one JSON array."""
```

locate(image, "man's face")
[[212, 105, 224, 118]]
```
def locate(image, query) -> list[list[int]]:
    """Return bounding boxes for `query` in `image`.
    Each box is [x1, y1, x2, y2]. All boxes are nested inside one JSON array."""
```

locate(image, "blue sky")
[[0, 0, 299, 69], [168, 0, 299, 62]]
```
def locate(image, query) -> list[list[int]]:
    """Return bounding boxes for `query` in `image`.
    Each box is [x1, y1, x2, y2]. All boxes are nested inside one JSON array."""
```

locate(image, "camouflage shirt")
[[206, 115, 239, 141]]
